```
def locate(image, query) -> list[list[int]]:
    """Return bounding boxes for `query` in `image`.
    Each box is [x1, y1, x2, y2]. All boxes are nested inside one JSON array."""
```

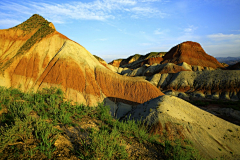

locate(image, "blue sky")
[[0, 0, 239, 62]]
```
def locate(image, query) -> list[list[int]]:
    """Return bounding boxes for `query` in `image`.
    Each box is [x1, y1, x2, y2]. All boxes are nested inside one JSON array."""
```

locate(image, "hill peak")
[[12, 14, 55, 33], [0, 14, 57, 71], [162, 41, 224, 68], [180, 41, 202, 48]]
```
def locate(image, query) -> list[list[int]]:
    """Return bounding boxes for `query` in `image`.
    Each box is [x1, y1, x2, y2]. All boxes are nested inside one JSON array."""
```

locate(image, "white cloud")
[[232, 29, 240, 32], [184, 25, 198, 33], [204, 43, 240, 57], [139, 43, 152, 46], [0, 1, 32, 15], [172, 25, 199, 42], [110, 0, 137, 5], [0, 0, 166, 23], [154, 28, 169, 35], [202, 33, 240, 57], [140, 0, 161, 2], [130, 6, 166, 18], [0, 19, 21, 28], [95, 38, 108, 41], [207, 33, 240, 41]]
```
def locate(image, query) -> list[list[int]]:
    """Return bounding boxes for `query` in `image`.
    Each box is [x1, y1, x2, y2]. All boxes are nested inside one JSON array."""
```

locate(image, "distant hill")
[[109, 52, 167, 68], [109, 41, 224, 69], [216, 56, 240, 65], [162, 41, 224, 69]]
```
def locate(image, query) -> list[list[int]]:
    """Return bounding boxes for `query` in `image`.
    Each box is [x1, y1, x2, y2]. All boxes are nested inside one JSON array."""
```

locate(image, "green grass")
[[163, 139, 202, 160], [0, 86, 203, 159]]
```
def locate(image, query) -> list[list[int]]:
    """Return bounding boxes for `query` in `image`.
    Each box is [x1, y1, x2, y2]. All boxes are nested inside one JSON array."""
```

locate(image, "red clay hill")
[[108, 42, 223, 69], [162, 41, 224, 68]]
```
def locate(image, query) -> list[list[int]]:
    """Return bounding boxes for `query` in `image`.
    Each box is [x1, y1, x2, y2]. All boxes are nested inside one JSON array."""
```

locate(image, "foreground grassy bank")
[[0, 86, 202, 159]]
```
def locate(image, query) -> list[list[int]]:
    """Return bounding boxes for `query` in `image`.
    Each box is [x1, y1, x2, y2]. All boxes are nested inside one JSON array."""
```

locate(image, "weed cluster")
[[163, 139, 202, 160], [0, 87, 66, 159]]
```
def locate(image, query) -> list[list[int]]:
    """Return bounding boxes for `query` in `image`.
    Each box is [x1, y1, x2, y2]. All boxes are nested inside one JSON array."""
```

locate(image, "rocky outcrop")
[[149, 70, 240, 100], [162, 41, 224, 69], [0, 14, 164, 106], [146, 57, 163, 66], [124, 95, 240, 159], [109, 52, 166, 68], [143, 63, 190, 76], [118, 62, 216, 77], [108, 59, 123, 67], [95, 67, 163, 105], [120, 54, 142, 66], [122, 57, 164, 70]]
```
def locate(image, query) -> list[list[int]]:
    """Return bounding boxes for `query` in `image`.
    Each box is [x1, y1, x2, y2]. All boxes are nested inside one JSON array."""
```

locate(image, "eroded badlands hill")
[[109, 42, 223, 69], [109, 52, 166, 68], [162, 41, 224, 68], [125, 95, 240, 159], [107, 41, 240, 101], [149, 69, 240, 100], [0, 14, 163, 106]]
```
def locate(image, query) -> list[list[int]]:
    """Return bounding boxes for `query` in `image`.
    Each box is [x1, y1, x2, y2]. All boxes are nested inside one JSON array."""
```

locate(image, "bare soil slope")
[[125, 95, 240, 159]]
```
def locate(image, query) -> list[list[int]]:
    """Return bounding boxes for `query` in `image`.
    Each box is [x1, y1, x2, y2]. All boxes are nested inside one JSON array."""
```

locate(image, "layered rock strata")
[[0, 14, 163, 106], [149, 70, 240, 100]]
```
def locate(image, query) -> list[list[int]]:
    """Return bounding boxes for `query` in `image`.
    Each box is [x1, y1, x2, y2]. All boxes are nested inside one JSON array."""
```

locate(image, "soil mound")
[[125, 95, 240, 159]]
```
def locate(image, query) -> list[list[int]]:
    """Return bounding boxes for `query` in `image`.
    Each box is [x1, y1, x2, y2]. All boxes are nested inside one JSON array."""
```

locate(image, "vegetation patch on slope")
[[12, 14, 54, 35], [0, 87, 202, 159]]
